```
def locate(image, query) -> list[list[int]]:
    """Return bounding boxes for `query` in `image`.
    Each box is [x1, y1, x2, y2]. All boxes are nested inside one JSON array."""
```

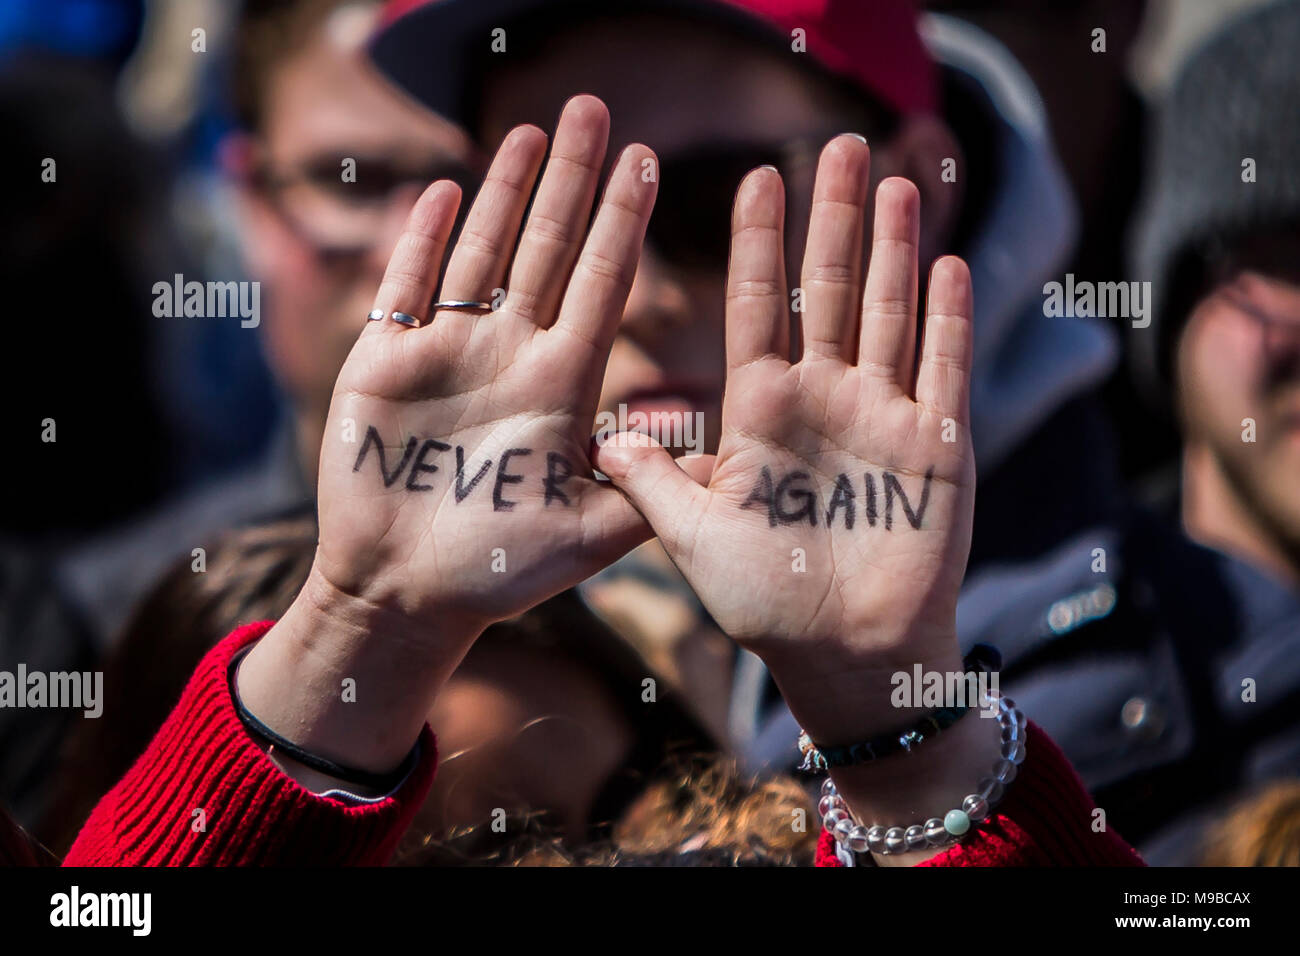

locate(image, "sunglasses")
[[517, 135, 834, 274], [644, 137, 828, 271]]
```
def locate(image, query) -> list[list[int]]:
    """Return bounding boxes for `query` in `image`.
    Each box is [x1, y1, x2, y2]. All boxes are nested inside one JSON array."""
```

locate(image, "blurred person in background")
[[1124, 0, 1300, 864], [54, 0, 479, 649], [0, 0, 477, 833]]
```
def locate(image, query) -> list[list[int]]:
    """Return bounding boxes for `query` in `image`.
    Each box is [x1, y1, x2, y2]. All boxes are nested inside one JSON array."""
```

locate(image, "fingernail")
[[846, 133, 867, 144]]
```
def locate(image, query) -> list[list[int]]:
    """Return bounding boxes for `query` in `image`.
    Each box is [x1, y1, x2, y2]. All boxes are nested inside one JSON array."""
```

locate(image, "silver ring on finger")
[[432, 300, 494, 314]]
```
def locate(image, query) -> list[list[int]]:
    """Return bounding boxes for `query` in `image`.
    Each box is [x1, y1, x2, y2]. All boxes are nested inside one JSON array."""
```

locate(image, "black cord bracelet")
[[797, 643, 1003, 773], [227, 649, 420, 793]]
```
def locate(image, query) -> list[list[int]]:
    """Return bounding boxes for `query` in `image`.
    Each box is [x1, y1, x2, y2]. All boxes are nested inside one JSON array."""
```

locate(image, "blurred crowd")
[[2, 0, 1299, 866]]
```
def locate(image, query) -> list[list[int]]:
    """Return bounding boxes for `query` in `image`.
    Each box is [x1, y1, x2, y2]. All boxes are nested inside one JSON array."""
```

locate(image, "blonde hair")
[[398, 756, 818, 867], [609, 758, 816, 864], [1200, 780, 1300, 867]]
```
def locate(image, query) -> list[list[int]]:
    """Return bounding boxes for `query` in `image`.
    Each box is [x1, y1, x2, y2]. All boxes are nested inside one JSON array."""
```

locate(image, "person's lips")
[[618, 383, 716, 415], [603, 383, 716, 457]]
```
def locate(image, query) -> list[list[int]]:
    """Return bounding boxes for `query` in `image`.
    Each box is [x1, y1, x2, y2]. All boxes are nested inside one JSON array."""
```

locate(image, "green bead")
[[944, 809, 971, 836]]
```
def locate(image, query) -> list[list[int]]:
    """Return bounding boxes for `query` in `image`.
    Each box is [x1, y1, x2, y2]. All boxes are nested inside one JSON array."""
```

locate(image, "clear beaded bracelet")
[[819, 693, 1027, 856]]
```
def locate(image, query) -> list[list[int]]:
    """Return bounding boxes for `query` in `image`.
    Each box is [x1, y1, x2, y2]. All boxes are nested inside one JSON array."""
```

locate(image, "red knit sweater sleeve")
[[814, 721, 1146, 866], [63, 621, 437, 866]]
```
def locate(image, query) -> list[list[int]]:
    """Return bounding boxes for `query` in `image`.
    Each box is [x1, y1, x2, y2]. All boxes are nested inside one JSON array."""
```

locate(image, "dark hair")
[[1165, 220, 1300, 403]]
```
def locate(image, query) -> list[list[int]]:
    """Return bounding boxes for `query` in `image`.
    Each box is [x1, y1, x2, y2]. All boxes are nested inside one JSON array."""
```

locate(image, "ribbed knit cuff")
[[64, 621, 438, 866], [814, 721, 1146, 867]]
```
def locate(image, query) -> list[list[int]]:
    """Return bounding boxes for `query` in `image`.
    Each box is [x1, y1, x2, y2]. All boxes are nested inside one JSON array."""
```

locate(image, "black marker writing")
[[454, 446, 493, 502], [740, 465, 935, 532], [741, 466, 777, 527], [883, 467, 933, 530], [406, 438, 450, 491], [825, 473, 855, 529], [775, 471, 818, 527], [544, 452, 574, 506], [352, 426, 584, 512], [353, 426, 417, 488], [493, 448, 532, 511]]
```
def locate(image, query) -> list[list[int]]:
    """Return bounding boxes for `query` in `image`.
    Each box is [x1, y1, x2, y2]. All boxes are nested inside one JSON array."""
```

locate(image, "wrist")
[[827, 708, 1003, 866], [305, 553, 488, 651], [762, 629, 1007, 866], [763, 633, 963, 746], [235, 565, 481, 774]]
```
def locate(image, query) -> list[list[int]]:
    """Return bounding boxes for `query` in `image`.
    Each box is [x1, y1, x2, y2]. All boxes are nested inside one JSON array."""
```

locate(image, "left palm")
[[594, 137, 976, 686]]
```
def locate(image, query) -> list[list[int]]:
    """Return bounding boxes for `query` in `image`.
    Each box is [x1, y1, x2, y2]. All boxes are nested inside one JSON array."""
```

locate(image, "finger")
[[577, 480, 656, 570], [505, 95, 610, 327], [677, 453, 716, 486], [859, 177, 921, 388], [552, 143, 658, 353], [725, 166, 789, 372], [438, 124, 548, 307], [915, 256, 974, 420], [591, 431, 711, 559], [797, 134, 870, 362], [367, 179, 463, 334], [591, 434, 714, 484]]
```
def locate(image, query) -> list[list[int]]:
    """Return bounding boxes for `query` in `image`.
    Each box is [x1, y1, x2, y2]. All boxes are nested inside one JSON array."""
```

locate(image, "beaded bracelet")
[[797, 643, 1002, 772], [819, 693, 1026, 856]]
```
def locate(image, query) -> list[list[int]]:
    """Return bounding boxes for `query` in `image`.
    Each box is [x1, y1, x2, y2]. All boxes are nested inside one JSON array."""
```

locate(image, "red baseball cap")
[[370, 0, 938, 123]]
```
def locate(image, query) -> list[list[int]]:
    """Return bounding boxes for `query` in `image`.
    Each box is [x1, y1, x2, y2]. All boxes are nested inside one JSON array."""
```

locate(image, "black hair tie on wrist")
[[797, 643, 1003, 773], [227, 650, 419, 793]]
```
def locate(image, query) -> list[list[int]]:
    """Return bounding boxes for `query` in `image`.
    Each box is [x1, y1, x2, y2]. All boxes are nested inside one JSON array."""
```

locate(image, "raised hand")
[[313, 95, 658, 639], [239, 96, 659, 773], [593, 136, 976, 746]]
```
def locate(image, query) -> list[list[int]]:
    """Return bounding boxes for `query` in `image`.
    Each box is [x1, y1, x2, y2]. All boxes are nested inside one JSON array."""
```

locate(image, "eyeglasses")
[[519, 134, 839, 274], [255, 153, 480, 258], [1217, 286, 1300, 346]]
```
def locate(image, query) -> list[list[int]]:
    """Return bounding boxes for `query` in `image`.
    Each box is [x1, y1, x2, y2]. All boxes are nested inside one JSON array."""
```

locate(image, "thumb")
[[676, 453, 716, 486], [591, 431, 710, 555]]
